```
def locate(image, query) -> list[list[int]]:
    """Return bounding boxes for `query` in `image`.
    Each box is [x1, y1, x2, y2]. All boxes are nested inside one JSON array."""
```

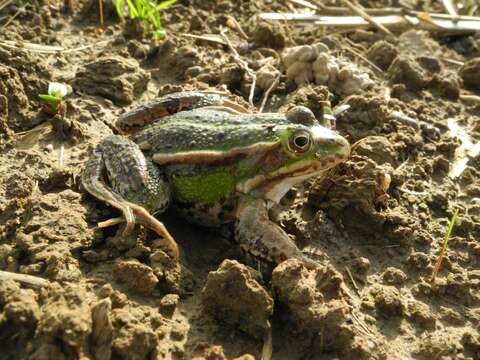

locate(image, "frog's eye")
[[289, 131, 311, 153]]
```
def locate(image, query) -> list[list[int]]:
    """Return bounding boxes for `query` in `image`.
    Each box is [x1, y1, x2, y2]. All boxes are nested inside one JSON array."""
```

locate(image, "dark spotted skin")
[[173, 196, 238, 227], [117, 92, 247, 134]]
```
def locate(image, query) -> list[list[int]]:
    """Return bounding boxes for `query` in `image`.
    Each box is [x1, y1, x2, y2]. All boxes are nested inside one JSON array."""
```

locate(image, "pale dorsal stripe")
[[152, 141, 280, 165]]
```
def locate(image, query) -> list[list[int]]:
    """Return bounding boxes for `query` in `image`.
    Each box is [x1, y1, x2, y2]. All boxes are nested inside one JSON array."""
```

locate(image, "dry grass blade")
[[59, 143, 65, 168], [98, 0, 104, 25], [343, 45, 384, 74], [0, 270, 50, 288], [442, 0, 459, 18], [288, 0, 318, 10], [342, 0, 394, 36], [0, 39, 110, 53], [260, 11, 480, 32], [0, 39, 64, 52], [345, 266, 360, 295], [260, 12, 410, 29], [259, 75, 280, 113], [180, 33, 228, 45], [431, 209, 459, 283], [219, 28, 256, 107]]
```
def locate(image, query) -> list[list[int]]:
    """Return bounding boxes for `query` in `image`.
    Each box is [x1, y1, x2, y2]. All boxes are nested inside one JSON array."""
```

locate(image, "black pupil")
[[295, 135, 309, 148]]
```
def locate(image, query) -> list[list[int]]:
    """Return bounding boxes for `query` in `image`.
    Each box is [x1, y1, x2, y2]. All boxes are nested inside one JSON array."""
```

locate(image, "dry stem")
[[343, 0, 394, 36], [259, 75, 280, 113], [0, 270, 49, 288], [219, 28, 256, 107]]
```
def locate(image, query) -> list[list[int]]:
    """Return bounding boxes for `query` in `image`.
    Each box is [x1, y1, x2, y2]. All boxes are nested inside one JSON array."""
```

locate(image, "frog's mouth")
[[238, 153, 347, 203]]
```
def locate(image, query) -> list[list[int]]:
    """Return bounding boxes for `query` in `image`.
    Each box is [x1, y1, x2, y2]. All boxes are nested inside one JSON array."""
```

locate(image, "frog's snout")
[[313, 129, 351, 163], [334, 135, 351, 159]]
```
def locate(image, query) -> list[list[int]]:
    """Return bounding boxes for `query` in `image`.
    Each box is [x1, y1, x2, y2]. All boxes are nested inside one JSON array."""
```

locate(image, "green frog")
[[82, 91, 350, 268]]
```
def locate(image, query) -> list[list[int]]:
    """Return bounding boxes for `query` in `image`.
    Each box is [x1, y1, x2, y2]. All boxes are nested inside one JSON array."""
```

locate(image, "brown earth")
[[1, 0, 480, 359]]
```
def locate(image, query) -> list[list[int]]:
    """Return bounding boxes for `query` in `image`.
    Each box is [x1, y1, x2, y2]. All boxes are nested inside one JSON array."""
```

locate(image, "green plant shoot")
[[115, 0, 177, 39], [38, 82, 69, 115], [431, 209, 459, 283]]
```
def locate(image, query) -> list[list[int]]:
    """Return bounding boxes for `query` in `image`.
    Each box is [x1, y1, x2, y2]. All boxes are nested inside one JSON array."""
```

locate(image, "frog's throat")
[[151, 141, 281, 165], [237, 159, 331, 203]]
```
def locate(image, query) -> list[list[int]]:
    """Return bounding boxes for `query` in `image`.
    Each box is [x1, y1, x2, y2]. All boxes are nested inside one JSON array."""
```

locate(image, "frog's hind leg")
[[235, 196, 318, 269], [82, 135, 179, 259], [117, 91, 249, 133]]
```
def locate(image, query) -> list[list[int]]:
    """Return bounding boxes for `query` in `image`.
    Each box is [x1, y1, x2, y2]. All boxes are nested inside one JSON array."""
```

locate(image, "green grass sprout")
[[115, 0, 177, 39], [431, 208, 459, 283], [38, 82, 70, 115], [458, 0, 480, 16]]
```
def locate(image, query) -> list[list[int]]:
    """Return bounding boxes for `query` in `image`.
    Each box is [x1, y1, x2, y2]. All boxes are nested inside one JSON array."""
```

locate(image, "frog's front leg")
[[235, 196, 318, 269], [82, 135, 179, 259]]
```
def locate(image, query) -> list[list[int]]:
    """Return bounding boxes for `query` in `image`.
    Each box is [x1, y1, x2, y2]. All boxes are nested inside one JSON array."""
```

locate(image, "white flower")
[[48, 82, 70, 98]]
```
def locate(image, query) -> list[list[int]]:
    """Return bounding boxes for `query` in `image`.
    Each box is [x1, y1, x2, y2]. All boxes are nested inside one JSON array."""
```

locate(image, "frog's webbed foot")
[[117, 91, 249, 132], [82, 136, 179, 260], [235, 196, 319, 269]]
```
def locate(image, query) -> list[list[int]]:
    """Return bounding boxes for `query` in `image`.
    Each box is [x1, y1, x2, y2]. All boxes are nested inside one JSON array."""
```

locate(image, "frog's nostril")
[[337, 137, 351, 157]]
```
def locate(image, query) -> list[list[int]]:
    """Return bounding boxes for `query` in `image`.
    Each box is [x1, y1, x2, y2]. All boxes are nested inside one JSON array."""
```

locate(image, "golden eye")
[[289, 131, 311, 153]]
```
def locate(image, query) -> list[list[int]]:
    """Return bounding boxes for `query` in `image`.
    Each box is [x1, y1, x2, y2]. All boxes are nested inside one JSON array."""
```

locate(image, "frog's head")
[[240, 107, 350, 203]]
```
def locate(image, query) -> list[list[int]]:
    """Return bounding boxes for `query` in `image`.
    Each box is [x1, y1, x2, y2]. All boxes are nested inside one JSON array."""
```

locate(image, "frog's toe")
[[119, 206, 136, 235], [127, 202, 180, 260]]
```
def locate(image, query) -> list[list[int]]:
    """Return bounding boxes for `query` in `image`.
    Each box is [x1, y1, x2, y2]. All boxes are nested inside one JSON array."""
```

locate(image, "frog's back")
[[133, 109, 288, 157]]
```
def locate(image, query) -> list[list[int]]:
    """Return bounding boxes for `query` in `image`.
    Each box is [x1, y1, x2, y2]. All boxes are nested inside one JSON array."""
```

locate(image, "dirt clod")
[[459, 58, 480, 89], [114, 259, 158, 296], [271, 259, 347, 334], [158, 294, 179, 318], [202, 259, 273, 339], [370, 284, 405, 317], [252, 22, 286, 49], [388, 56, 429, 90], [74, 56, 150, 105], [367, 41, 398, 70]]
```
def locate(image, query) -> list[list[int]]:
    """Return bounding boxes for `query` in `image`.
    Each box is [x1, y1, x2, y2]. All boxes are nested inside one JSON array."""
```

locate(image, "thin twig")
[[442, 57, 464, 66], [288, 0, 318, 10], [98, 0, 104, 25], [59, 143, 64, 168], [345, 266, 360, 295], [259, 75, 280, 113], [351, 311, 376, 340], [179, 33, 227, 45], [343, 45, 383, 74], [62, 40, 110, 53], [0, 39, 110, 54], [219, 28, 256, 107], [342, 0, 394, 36], [0, 270, 50, 288]]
